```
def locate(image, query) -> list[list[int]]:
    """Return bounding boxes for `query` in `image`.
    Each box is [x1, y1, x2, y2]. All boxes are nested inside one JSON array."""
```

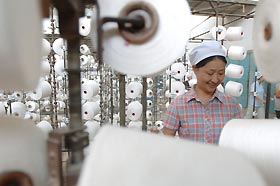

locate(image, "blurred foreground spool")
[[253, 0, 280, 82], [219, 119, 280, 186], [92, 0, 191, 76], [78, 126, 265, 186], [0, 117, 48, 186], [0, 0, 41, 91]]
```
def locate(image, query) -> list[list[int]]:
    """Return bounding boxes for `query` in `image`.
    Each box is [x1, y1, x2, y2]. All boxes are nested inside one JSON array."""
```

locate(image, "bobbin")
[[119, 1, 159, 44]]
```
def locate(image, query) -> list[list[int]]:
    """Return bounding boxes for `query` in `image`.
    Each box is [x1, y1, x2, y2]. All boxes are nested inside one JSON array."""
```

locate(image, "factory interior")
[[0, 0, 279, 186]]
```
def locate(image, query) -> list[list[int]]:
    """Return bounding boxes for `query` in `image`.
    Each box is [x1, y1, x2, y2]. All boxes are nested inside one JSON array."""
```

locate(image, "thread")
[[219, 119, 280, 186], [225, 81, 243, 97], [253, 0, 280, 82], [226, 26, 244, 41], [225, 64, 244, 79], [77, 125, 266, 186], [228, 46, 247, 60]]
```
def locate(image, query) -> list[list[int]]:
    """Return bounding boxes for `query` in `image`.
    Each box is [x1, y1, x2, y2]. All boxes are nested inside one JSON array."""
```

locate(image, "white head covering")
[[256, 71, 263, 79], [189, 40, 226, 66]]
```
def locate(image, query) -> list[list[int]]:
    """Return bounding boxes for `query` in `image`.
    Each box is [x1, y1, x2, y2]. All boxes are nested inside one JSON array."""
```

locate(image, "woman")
[[163, 41, 242, 144]]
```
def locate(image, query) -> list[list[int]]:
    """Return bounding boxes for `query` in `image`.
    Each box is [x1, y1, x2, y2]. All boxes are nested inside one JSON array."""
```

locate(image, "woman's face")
[[193, 57, 226, 94]]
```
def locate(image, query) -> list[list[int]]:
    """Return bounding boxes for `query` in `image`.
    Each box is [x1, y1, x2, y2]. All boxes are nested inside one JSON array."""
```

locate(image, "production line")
[[0, 0, 279, 186]]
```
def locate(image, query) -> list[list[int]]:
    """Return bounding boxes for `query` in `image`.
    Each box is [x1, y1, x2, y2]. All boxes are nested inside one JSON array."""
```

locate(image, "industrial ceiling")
[[188, 0, 257, 18]]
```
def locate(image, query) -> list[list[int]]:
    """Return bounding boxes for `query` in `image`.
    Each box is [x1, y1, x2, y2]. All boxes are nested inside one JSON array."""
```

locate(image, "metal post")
[[252, 72, 257, 118], [265, 83, 271, 118], [142, 77, 147, 131], [110, 71, 114, 124], [119, 74, 126, 127]]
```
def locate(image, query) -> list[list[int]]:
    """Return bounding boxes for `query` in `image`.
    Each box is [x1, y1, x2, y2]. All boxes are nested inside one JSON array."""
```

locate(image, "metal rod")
[[252, 72, 257, 119], [67, 37, 84, 164], [99, 62, 104, 126], [191, 10, 255, 41], [221, 17, 225, 45], [119, 74, 126, 127], [189, 38, 212, 42], [192, 3, 235, 14], [223, 11, 255, 26], [96, 1, 103, 68], [265, 83, 271, 118], [96, 2, 106, 127], [142, 77, 147, 131], [190, 0, 257, 6], [102, 16, 145, 30], [168, 68, 172, 104], [209, 1, 218, 15], [190, 30, 210, 40], [110, 71, 114, 124], [191, 16, 211, 31], [153, 77, 158, 122], [67, 39, 82, 130], [192, 11, 254, 18]]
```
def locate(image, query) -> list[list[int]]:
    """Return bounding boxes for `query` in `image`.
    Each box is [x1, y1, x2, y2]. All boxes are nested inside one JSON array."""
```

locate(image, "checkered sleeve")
[[163, 98, 180, 130]]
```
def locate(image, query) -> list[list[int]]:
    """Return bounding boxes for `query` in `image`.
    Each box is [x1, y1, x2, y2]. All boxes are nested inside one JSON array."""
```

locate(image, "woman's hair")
[[195, 56, 227, 68]]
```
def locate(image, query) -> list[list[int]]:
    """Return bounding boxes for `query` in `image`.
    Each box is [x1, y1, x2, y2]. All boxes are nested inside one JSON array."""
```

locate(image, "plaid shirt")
[[163, 87, 242, 144]]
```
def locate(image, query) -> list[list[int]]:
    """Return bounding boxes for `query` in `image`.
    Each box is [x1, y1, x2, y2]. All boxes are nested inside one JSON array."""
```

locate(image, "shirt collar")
[[186, 87, 226, 103]]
